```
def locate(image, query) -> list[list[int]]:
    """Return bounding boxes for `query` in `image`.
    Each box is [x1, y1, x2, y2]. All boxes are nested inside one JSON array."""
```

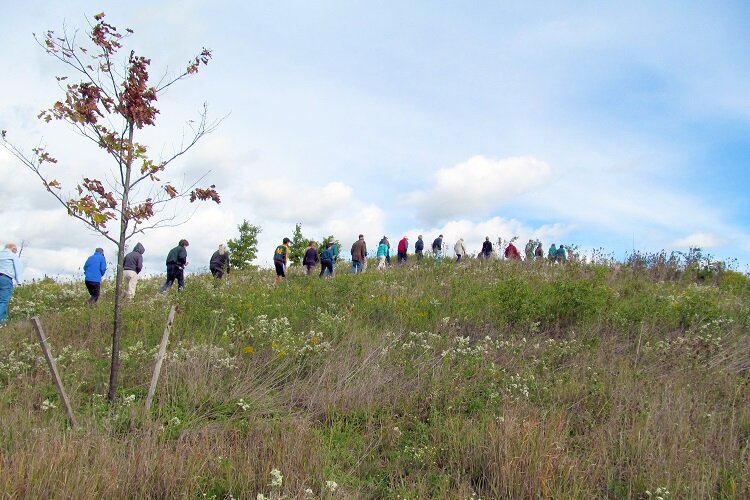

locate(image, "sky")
[[2, 1, 750, 281]]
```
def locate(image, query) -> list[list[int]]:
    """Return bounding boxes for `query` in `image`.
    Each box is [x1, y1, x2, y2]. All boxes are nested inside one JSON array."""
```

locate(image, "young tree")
[[227, 220, 261, 270], [1, 13, 220, 402], [288, 223, 308, 266]]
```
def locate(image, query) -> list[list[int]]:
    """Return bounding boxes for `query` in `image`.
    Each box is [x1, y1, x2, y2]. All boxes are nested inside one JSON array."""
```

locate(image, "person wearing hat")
[[161, 239, 189, 292], [0, 242, 24, 326], [397, 236, 409, 264], [274, 237, 291, 282], [83, 247, 107, 304]]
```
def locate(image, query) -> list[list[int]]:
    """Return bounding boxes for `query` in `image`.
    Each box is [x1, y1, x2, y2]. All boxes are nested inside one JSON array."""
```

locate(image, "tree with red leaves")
[[1, 13, 221, 402]]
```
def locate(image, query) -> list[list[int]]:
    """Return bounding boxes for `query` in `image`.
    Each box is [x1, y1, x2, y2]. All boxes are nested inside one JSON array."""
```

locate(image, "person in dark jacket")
[[351, 235, 367, 274], [556, 244, 568, 263], [274, 237, 291, 283], [414, 235, 424, 262], [319, 242, 334, 277], [481, 237, 493, 260], [123, 242, 145, 299], [83, 247, 107, 304], [210, 244, 230, 279], [160, 239, 189, 292], [303, 241, 319, 275], [432, 234, 444, 261]]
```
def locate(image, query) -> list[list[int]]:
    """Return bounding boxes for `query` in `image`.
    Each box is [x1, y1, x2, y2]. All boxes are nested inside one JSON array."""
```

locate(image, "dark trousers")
[[320, 261, 333, 277], [85, 281, 101, 304], [161, 263, 185, 291], [416, 250, 423, 261], [210, 267, 224, 279], [397, 251, 407, 263]]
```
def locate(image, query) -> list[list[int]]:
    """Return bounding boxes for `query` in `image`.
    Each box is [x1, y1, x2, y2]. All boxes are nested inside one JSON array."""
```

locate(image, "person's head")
[[404, 236, 408, 240], [283, 237, 291, 245], [4, 243, 18, 254], [359, 234, 364, 240], [418, 235, 423, 239], [307, 240, 314, 247], [439, 234, 443, 238], [179, 239, 189, 247], [218, 244, 226, 255], [326, 242, 332, 249], [95, 247, 104, 254], [486, 236, 490, 241]]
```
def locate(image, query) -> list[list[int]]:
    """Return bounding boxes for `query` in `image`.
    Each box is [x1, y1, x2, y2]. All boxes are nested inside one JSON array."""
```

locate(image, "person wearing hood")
[[123, 242, 145, 299], [210, 244, 230, 279], [454, 238, 466, 262], [161, 239, 189, 292], [548, 243, 557, 262], [0, 242, 24, 326], [504, 241, 521, 260], [84, 247, 107, 304]]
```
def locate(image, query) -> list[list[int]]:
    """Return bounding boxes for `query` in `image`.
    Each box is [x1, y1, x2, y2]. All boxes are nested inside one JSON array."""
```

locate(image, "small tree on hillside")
[[1, 13, 220, 402], [227, 220, 261, 270], [289, 223, 307, 266]]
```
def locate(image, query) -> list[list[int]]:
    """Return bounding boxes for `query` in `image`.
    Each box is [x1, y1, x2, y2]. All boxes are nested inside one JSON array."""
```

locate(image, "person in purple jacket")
[[83, 247, 107, 304]]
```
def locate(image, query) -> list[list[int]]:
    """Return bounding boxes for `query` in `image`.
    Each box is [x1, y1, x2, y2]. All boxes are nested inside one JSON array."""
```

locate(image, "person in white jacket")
[[454, 238, 466, 262]]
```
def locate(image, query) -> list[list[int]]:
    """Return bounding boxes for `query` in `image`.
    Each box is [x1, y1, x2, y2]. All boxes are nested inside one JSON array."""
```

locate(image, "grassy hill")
[[1, 257, 749, 498]]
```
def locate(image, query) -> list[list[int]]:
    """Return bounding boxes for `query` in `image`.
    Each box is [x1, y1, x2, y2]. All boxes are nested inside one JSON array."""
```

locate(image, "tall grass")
[[1, 257, 748, 498]]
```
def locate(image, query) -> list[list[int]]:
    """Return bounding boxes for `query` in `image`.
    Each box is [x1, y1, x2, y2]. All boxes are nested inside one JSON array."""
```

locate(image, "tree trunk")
[[107, 124, 135, 402]]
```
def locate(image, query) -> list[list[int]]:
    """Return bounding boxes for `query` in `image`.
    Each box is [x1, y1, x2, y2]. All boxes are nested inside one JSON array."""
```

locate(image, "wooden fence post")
[[145, 305, 177, 411], [31, 317, 78, 428]]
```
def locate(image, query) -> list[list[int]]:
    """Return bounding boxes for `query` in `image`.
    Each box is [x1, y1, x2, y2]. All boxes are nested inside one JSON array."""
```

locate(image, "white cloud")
[[672, 232, 724, 250], [241, 180, 356, 224], [402, 155, 552, 224]]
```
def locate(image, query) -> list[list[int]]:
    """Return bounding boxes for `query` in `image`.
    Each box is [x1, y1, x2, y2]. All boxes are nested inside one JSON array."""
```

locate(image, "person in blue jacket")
[[83, 247, 107, 304]]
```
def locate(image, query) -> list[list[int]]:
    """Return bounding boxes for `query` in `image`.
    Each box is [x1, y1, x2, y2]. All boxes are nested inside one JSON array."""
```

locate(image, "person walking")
[[556, 244, 568, 264], [432, 234, 444, 261], [481, 237, 493, 260], [454, 238, 466, 262], [303, 241, 319, 276], [351, 234, 367, 274], [504, 241, 521, 260], [273, 237, 291, 283], [0, 243, 24, 327], [415, 235, 424, 262], [376, 238, 389, 270], [319, 242, 335, 277], [534, 242, 544, 260], [397, 236, 409, 264], [330, 238, 340, 275], [209, 244, 230, 279], [122, 242, 145, 298], [548, 243, 557, 262], [160, 239, 189, 292], [83, 247, 107, 304], [379, 236, 391, 266], [524, 239, 535, 260]]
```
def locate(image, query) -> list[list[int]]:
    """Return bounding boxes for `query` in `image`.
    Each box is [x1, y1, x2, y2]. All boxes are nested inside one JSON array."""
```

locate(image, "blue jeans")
[[0, 274, 13, 324], [351, 260, 363, 274]]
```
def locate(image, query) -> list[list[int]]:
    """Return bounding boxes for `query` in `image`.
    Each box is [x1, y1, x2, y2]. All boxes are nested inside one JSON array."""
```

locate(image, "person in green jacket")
[[556, 244, 567, 263], [548, 244, 557, 262]]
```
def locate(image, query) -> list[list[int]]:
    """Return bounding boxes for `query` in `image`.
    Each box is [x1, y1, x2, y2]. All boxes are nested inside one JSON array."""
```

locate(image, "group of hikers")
[[272, 234, 573, 282], [0, 233, 572, 325]]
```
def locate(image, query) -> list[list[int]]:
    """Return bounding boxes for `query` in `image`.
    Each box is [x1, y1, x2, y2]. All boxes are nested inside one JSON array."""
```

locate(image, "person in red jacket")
[[504, 241, 521, 260], [397, 236, 409, 264]]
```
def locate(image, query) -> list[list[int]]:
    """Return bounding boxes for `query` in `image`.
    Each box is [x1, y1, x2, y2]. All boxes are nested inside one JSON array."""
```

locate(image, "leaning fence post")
[[31, 317, 78, 428], [145, 305, 177, 411]]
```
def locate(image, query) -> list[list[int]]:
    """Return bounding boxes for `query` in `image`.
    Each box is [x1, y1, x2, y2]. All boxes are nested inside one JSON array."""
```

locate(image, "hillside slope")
[[1, 258, 749, 498]]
